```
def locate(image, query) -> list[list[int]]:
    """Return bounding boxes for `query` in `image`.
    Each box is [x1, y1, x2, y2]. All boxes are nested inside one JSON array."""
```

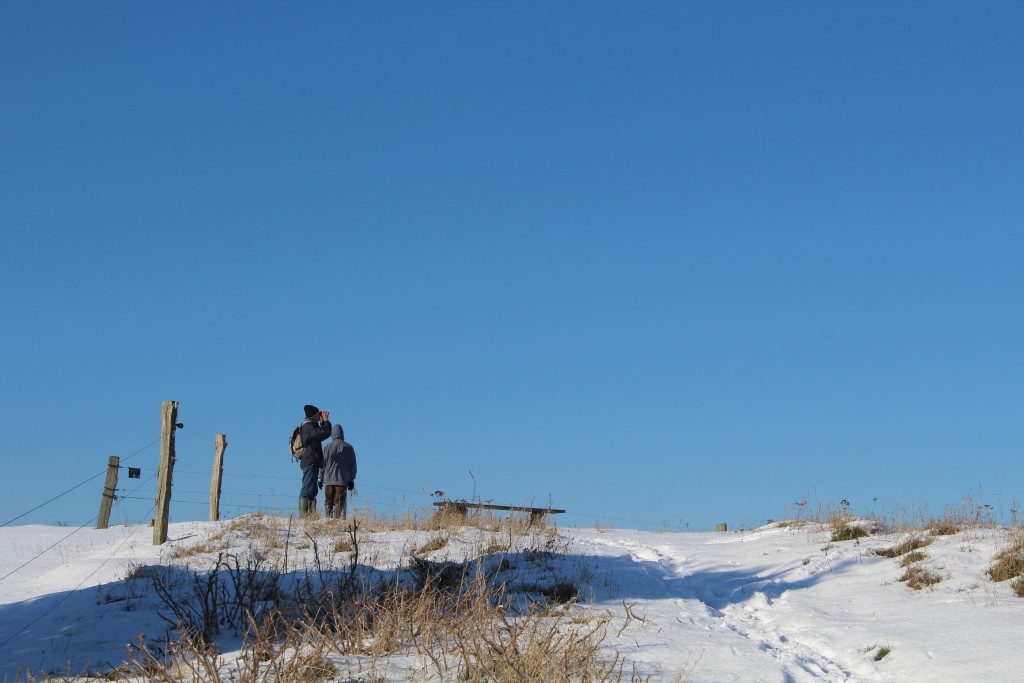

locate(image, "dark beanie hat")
[[304, 404, 319, 418]]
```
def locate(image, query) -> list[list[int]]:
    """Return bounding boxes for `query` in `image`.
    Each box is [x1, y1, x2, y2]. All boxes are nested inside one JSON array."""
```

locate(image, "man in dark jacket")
[[298, 404, 331, 517], [319, 424, 357, 519]]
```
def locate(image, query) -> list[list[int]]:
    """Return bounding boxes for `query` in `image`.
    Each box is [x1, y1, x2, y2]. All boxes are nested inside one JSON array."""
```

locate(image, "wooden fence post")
[[153, 400, 178, 545], [97, 455, 119, 529], [210, 434, 227, 521]]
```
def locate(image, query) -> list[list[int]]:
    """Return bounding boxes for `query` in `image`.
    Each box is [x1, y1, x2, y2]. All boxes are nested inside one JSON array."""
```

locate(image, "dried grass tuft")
[[988, 530, 1024, 588], [874, 536, 934, 559], [900, 564, 942, 590]]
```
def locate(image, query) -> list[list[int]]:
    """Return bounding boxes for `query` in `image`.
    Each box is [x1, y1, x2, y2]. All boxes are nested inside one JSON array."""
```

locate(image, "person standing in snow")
[[298, 404, 331, 517], [319, 423, 357, 519]]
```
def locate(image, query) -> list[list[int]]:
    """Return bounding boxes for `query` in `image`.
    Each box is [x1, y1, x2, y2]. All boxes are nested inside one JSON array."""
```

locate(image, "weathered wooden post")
[[153, 400, 178, 545], [97, 455, 120, 529], [209, 434, 227, 521]]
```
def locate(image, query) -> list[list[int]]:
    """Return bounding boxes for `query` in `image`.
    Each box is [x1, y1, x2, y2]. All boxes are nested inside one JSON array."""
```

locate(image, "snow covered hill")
[[1, 515, 1022, 682]]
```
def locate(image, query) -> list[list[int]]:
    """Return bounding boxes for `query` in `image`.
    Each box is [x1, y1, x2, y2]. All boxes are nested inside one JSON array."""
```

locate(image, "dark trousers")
[[324, 485, 348, 518]]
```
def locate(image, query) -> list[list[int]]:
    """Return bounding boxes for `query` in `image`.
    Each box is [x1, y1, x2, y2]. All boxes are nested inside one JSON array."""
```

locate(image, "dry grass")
[[480, 540, 511, 555], [65, 508, 656, 682], [828, 511, 873, 542], [782, 492, 1011, 535], [168, 537, 224, 560], [415, 533, 450, 555], [873, 536, 934, 559], [776, 519, 812, 529], [899, 550, 928, 568], [927, 517, 962, 536], [831, 524, 870, 542], [225, 512, 286, 550], [988, 530, 1024, 589], [309, 572, 621, 681], [900, 564, 942, 590], [300, 503, 551, 537]]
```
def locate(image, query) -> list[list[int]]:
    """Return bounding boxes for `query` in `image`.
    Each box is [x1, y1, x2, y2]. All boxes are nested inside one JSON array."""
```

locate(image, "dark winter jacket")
[[299, 418, 332, 470], [320, 424, 357, 486]]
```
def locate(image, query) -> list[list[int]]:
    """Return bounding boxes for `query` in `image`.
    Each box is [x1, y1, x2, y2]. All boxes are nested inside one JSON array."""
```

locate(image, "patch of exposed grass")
[[481, 541, 509, 555], [874, 645, 892, 661], [988, 531, 1024, 590], [900, 564, 941, 590], [776, 519, 811, 529], [168, 534, 226, 560], [899, 550, 928, 567], [874, 536, 934, 558], [825, 509, 876, 542], [831, 524, 870, 542], [415, 533, 450, 555], [928, 518, 961, 536]]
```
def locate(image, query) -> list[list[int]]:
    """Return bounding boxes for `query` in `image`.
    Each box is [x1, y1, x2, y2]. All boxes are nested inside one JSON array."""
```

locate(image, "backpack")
[[290, 423, 309, 463]]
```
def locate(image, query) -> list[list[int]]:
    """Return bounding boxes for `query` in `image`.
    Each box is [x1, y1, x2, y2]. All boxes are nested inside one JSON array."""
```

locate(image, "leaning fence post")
[[97, 455, 120, 529], [209, 434, 227, 521], [153, 400, 178, 545]]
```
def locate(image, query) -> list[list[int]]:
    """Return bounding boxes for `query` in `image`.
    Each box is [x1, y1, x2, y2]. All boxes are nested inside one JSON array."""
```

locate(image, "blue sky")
[[2, 2, 1022, 531]]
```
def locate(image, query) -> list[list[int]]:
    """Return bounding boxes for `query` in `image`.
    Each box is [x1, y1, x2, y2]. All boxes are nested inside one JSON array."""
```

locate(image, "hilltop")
[[1, 511, 1023, 682]]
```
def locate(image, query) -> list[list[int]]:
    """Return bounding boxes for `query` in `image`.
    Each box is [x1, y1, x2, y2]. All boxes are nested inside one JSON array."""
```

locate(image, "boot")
[[298, 497, 308, 516], [325, 504, 335, 519]]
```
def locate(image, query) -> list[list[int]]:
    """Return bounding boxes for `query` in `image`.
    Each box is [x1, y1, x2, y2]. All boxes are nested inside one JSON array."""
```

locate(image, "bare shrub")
[[520, 579, 580, 605], [151, 551, 281, 643], [117, 615, 334, 683], [34, 508, 659, 682]]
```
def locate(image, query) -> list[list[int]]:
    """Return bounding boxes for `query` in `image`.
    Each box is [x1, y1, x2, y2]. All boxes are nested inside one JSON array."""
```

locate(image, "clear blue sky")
[[2, 2, 1022, 531]]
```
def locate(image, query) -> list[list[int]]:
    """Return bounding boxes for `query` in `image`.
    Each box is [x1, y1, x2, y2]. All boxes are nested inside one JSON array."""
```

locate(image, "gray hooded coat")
[[320, 424, 357, 487]]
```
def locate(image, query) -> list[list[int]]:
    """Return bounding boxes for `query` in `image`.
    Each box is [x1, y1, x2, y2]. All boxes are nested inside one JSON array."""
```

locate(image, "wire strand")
[[0, 505, 155, 650], [1, 474, 105, 527], [0, 471, 159, 584], [1, 436, 163, 527], [0, 516, 99, 584], [179, 426, 216, 444]]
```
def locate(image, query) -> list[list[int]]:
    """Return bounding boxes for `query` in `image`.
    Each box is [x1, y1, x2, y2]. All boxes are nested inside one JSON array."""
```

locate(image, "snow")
[[1, 518, 1022, 681]]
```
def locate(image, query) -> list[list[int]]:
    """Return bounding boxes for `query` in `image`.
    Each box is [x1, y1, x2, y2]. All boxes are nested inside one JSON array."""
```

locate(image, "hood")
[[331, 424, 344, 440]]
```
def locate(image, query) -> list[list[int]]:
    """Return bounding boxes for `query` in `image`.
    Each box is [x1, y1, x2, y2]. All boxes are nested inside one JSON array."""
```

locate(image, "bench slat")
[[433, 502, 565, 514]]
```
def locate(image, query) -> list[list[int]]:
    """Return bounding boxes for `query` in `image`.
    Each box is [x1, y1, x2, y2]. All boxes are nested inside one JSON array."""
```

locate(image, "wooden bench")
[[433, 501, 566, 523]]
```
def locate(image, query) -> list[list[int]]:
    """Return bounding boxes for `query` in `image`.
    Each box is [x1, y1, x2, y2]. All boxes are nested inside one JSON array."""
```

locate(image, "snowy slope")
[[1, 519, 1021, 682]]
